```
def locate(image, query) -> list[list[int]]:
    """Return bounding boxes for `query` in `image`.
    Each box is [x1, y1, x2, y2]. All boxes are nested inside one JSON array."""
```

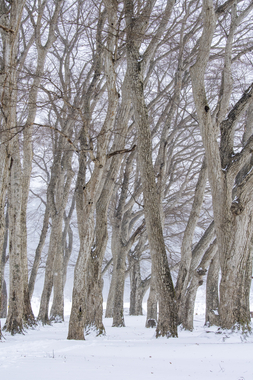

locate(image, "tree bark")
[[205, 252, 220, 326], [190, 0, 253, 331], [67, 4, 119, 339], [1, 0, 26, 334], [182, 241, 218, 331], [124, 0, 177, 337], [176, 157, 208, 324], [145, 270, 158, 328]]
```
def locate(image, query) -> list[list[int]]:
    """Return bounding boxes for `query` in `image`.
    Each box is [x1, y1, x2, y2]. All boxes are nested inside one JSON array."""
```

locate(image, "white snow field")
[[1, 296, 253, 380]]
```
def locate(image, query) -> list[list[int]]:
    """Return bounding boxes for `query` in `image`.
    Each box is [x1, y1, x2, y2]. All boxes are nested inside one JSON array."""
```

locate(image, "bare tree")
[[67, 1, 119, 339], [190, 0, 253, 331]]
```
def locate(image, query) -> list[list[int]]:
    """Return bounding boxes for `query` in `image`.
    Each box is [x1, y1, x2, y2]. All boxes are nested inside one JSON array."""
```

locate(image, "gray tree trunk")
[[67, 5, 119, 339], [1, 0, 27, 334], [205, 252, 220, 326], [124, 0, 177, 337], [0, 205, 8, 318], [190, 0, 253, 331], [176, 157, 208, 325], [182, 241, 218, 331], [145, 270, 158, 328], [38, 216, 63, 324]]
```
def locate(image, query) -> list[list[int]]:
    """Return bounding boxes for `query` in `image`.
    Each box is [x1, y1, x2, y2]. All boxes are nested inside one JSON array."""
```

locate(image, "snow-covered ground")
[[1, 295, 252, 380]]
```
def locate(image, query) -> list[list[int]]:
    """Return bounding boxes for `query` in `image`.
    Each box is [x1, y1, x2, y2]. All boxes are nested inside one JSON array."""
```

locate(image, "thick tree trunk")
[[1, 0, 26, 336], [0, 204, 8, 318], [84, 257, 105, 335], [0, 149, 9, 335], [0, 280, 7, 319], [67, 210, 96, 340], [218, 206, 253, 331], [190, 0, 253, 332], [4, 145, 24, 334], [205, 252, 220, 326]]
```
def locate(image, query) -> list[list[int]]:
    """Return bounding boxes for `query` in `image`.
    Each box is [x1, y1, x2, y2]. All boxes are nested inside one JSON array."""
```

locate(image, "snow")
[[1, 298, 253, 380]]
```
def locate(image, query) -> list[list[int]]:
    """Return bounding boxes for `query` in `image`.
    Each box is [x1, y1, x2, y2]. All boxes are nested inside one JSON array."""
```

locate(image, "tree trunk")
[[205, 252, 220, 326], [112, 244, 127, 327], [105, 267, 116, 318], [190, 0, 253, 332], [129, 254, 141, 316], [4, 145, 24, 334], [182, 241, 218, 331], [0, 0, 26, 336], [129, 249, 150, 316], [145, 270, 157, 328], [67, 4, 118, 339], [28, 205, 50, 299], [50, 241, 64, 322], [0, 204, 8, 318], [67, 207, 96, 339], [218, 207, 253, 330], [84, 69, 132, 328], [38, 216, 63, 324], [176, 157, 208, 324], [84, 256, 105, 335], [0, 280, 7, 319], [124, 4, 177, 336]]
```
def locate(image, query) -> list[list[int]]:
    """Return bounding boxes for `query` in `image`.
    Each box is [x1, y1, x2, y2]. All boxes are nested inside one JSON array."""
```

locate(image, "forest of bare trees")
[[0, 0, 253, 340]]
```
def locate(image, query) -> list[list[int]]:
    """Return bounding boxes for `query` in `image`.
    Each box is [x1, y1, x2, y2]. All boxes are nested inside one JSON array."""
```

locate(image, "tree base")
[[146, 318, 156, 328], [84, 323, 105, 337], [156, 319, 178, 338], [67, 329, 85, 340], [3, 319, 24, 336], [50, 315, 64, 323]]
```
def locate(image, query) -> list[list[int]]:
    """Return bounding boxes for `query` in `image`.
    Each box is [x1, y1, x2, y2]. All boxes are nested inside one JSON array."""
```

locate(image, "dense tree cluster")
[[0, 0, 253, 339]]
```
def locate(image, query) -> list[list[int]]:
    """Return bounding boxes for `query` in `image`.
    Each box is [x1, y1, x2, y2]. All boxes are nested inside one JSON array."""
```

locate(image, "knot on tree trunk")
[[231, 200, 244, 215], [197, 268, 207, 276]]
